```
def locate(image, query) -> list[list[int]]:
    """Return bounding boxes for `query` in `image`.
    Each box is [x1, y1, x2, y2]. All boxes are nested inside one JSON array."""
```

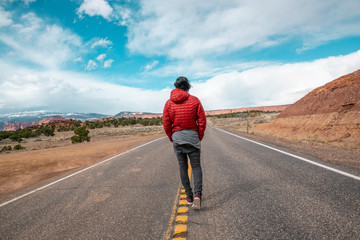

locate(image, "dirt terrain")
[[257, 69, 360, 149], [0, 125, 164, 198]]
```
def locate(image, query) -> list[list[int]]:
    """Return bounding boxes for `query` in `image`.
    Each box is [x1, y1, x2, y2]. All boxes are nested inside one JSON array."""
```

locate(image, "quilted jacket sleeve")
[[162, 100, 173, 142], [197, 101, 207, 141]]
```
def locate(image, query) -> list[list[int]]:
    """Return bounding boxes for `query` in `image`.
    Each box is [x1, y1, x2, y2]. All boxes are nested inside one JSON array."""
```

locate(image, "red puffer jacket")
[[163, 88, 206, 142]]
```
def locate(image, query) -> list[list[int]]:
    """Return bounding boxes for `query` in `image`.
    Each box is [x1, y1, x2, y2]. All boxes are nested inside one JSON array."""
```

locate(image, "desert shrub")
[[71, 126, 90, 144], [95, 121, 104, 128], [121, 119, 129, 126], [0, 146, 12, 153], [57, 126, 66, 132], [71, 135, 82, 143], [14, 144, 25, 150], [154, 118, 162, 125], [0, 131, 12, 141], [141, 119, 149, 126], [130, 118, 137, 125], [73, 121, 81, 128], [42, 127, 55, 136], [9, 133, 23, 143]]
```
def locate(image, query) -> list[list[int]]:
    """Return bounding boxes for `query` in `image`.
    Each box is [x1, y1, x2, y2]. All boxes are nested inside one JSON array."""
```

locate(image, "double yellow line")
[[163, 160, 192, 240]]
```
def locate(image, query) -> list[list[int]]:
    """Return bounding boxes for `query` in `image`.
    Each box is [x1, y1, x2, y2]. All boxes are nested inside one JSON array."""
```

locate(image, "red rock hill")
[[258, 69, 360, 147]]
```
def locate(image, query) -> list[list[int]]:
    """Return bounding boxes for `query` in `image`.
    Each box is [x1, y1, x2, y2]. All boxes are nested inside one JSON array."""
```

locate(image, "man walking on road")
[[163, 76, 206, 210]]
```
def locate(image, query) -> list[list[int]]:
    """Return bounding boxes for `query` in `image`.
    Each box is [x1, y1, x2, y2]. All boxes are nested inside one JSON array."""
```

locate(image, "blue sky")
[[0, 0, 360, 115]]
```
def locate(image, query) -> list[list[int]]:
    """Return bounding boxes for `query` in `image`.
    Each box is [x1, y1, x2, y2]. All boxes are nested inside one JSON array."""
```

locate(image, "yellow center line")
[[173, 159, 192, 239], [163, 158, 192, 240]]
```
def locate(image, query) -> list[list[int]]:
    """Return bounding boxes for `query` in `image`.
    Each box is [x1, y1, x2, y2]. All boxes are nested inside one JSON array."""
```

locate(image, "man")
[[163, 76, 206, 210]]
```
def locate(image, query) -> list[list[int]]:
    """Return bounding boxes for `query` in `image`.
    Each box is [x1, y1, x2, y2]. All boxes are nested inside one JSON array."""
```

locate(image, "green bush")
[[9, 134, 23, 143], [71, 126, 90, 144], [14, 144, 25, 150], [42, 127, 55, 136], [95, 122, 103, 128], [0, 146, 12, 153], [71, 135, 82, 143], [0, 131, 12, 140]]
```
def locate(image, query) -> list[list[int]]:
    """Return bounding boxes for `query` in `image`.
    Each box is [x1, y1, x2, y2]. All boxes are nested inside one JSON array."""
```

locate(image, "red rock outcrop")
[[39, 116, 66, 125], [3, 122, 37, 131], [258, 69, 360, 147], [3, 116, 66, 131]]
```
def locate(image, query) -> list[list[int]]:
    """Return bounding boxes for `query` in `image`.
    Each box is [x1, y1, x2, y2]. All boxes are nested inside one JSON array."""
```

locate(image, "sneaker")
[[185, 196, 193, 205], [192, 194, 201, 210]]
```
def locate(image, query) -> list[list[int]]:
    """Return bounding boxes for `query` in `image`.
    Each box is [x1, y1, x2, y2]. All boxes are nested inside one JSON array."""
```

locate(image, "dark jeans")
[[173, 144, 202, 198]]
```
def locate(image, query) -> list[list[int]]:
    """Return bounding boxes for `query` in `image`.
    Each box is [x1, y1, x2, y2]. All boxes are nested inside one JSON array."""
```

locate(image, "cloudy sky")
[[1, 0, 360, 115]]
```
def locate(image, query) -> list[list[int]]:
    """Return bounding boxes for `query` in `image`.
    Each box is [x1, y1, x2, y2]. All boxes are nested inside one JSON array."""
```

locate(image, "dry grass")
[[207, 112, 280, 134]]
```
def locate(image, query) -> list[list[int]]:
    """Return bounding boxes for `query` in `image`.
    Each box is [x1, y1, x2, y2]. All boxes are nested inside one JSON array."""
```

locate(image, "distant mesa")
[[3, 122, 36, 131], [205, 105, 290, 116], [0, 112, 110, 131], [3, 116, 66, 131], [258, 69, 360, 146], [115, 111, 162, 119]]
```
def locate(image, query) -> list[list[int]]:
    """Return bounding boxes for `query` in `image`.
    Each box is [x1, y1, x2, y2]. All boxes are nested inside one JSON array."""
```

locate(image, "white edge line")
[[213, 127, 360, 181], [0, 136, 167, 208]]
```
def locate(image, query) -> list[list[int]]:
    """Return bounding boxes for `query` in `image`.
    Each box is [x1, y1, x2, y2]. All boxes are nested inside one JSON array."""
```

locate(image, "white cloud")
[[146, 58, 272, 79], [191, 50, 360, 110], [96, 53, 106, 61], [0, 62, 169, 114], [0, 7, 12, 27], [77, 0, 113, 20], [86, 59, 97, 70], [23, 0, 36, 6], [91, 37, 112, 48], [87, 55, 113, 69], [1, 50, 359, 115], [113, 4, 131, 26], [126, 0, 360, 59], [144, 60, 159, 72], [103, 59, 113, 68], [0, 12, 83, 69], [74, 57, 82, 63]]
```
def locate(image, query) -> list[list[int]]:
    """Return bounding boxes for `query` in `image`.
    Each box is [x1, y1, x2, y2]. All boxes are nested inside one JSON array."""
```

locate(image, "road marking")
[[165, 159, 192, 240], [214, 127, 360, 181], [175, 215, 188, 223], [0, 137, 167, 208]]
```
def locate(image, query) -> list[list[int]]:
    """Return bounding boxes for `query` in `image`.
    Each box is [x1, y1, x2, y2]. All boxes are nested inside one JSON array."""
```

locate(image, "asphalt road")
[[1, 126, 359, 239]]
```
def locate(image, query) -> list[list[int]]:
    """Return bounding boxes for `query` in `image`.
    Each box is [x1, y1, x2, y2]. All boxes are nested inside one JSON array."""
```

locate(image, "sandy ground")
[[0, 125, 165, 198]]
